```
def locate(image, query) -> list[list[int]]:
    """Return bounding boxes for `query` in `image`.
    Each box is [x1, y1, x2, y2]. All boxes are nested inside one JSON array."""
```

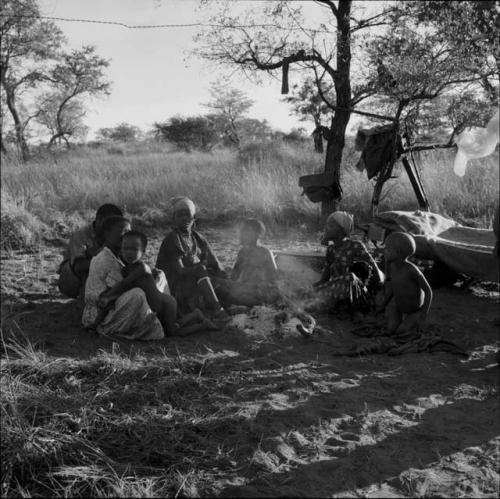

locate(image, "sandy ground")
[[1, 227, 499, 497]]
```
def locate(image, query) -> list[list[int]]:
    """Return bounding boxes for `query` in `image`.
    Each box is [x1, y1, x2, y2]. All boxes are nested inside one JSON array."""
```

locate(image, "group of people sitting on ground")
[[57, 198, 433, 341]]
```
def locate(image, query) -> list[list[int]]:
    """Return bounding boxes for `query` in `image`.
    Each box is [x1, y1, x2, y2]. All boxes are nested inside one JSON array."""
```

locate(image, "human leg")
[[97, 288, 164, 340], [57, 261, 83, 298], [179, 308, 218, 330], [386, 298, 403, 334], [396, 309, 424, 334]]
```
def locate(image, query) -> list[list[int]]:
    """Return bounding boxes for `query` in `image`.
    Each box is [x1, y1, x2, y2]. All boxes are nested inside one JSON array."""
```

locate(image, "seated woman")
[[82, 216, 166, 340], [308, 211, 384, 315], [97, 229, 217, 336], [156, 197, 229, 320], [58, 203, 123, 298]]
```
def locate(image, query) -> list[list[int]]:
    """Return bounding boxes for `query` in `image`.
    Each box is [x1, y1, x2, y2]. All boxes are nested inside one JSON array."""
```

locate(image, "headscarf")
[[170, 196, 196, 217], [327, 211, 354, 235]]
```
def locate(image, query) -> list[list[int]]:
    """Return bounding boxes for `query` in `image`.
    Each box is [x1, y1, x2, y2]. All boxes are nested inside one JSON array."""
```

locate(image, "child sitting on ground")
[[215, 218, 281, 307], [378, 232, 432, 334], [99, 230, 216, 336]]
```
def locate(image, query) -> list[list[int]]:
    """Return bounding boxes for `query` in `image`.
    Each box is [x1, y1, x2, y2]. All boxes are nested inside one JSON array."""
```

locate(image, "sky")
[[37, 0, 316, 139]]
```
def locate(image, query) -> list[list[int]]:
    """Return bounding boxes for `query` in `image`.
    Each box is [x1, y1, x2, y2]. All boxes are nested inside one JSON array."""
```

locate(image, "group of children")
[[60, 201, 434, 340]]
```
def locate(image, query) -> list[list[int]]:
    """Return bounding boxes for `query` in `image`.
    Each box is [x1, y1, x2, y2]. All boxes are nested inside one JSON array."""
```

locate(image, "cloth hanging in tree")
[[281, 61, 290, 94], [355, 125, 403, 179]]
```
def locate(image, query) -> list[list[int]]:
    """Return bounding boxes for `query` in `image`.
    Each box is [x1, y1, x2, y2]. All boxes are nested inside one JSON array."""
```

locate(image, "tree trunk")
[[321, 0, 352, 219], [4, 87, 29, 161]]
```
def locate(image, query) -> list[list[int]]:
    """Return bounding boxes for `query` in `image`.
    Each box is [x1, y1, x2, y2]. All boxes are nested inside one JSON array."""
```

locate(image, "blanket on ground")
[[311, 321, 468, 357], [373, 211, 499, 282]]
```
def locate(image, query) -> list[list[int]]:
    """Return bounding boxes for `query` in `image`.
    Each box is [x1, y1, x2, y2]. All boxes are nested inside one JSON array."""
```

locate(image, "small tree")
[[283, 78, 333, 153], [203, 81, 254, 147], [96, 123, 143, 142], [153, 116, 218, 152], [36, 94, 88, 146], [43, 46, 110, 148]]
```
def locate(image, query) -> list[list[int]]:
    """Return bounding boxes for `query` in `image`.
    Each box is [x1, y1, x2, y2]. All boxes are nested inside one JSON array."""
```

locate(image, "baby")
[[379, 232, 432, 334], [100, 230, 215, 336]]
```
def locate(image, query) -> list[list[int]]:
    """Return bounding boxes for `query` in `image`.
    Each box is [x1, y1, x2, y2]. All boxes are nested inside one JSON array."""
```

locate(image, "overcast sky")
[[36, 0, 313, 138]]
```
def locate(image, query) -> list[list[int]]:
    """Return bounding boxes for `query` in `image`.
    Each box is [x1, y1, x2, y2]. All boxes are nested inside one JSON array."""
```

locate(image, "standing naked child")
[[99, 230, 216, 336], [379, 232, 433, 334]]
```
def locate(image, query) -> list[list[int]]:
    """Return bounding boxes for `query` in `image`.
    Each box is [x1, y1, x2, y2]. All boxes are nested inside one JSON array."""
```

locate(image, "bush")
[[0, 200, 49, 251]]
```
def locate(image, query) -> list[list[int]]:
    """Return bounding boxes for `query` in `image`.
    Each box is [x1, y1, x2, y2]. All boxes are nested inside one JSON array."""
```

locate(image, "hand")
[[97, 294, 113, 309], [152, 268, 164, 284]]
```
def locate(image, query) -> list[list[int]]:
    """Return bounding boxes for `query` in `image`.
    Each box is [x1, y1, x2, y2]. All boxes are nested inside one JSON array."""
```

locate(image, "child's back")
[[234, 244, 277, 285]]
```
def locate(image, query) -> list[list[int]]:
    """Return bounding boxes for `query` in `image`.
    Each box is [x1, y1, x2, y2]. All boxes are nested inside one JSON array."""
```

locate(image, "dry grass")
[[1, 141, 498, 251]]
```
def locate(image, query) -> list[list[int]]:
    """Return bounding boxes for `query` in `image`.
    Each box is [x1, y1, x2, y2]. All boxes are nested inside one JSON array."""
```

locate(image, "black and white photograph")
[[1, 0, 499, 497]]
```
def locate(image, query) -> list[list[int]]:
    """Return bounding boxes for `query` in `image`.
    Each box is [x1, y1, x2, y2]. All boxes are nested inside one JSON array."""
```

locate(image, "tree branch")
[[403, 143, 456, 153], [315, 0, 338, 18]]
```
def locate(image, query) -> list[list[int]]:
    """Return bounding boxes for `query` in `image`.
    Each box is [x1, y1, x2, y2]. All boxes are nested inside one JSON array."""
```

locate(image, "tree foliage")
[[203, 82, 254, 147], [153, 116, 219, 152], [364, 0, 499, 141], [39, 46, 110, 147], [283, 78, 333, 128], [96, 123, 143, 143], [0, 0, 65, 158], [195, 0, 397, 215], [0, 0, 110, 156]]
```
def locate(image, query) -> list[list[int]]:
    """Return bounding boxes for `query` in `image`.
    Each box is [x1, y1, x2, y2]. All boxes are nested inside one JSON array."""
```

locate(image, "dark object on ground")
[[424, 260, 463, 289]]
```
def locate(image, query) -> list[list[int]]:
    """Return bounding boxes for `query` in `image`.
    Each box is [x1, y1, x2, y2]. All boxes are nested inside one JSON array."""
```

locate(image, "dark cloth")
[[355, 125, 403, 179], [156, 228, 223, 311], [311, 321, 467, 357]]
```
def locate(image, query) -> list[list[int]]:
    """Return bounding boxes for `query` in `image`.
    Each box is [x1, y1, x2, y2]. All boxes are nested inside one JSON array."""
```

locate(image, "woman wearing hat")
[[311, 211, 384, 314], [156, 197, 229, 320]]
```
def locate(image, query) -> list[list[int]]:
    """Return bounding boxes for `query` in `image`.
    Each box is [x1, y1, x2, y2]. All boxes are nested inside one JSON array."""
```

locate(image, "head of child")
[[385, 232, 416, 264], [93, 204, 124, 237], [239, 218, 265, 247], [322, 211, 354, 244], [171, 197, 196, 233], [101, 216, 131, 253], [121, 230, 148, 265]]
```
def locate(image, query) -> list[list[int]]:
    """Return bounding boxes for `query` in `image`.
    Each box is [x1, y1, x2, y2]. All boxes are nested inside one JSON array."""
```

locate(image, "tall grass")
[[1, 141, 498, 244]]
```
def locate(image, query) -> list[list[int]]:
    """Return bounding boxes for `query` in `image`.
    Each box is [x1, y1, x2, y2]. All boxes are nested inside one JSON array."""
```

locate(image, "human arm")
[[67, 226, 102, 276], [413, 267, 433, 319], [263, 248, 279, 282], [231, 250, 244, 281], [97, 263, 151, 308]]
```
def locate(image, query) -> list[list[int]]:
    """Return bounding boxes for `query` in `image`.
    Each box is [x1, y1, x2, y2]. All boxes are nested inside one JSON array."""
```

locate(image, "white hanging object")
[[453, 110, 499, 177]]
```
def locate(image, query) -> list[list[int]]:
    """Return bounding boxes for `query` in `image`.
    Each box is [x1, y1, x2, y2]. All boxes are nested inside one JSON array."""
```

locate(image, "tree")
[[96, 123, 142, 142], [203, 81, 254, 147], [0, 0, 65, 159], [196, 0, 396, 217], [36, 94, 88, 146], [153, 116, 218, 152], [42, 46, 110, 148], [283, 78, 333, 152], [361, 0, 499, 213]]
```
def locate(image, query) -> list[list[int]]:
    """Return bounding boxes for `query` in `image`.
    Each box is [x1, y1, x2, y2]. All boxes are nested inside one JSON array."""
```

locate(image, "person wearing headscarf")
[[156, 197, 229, 319], [310, 211, 383, 315]]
